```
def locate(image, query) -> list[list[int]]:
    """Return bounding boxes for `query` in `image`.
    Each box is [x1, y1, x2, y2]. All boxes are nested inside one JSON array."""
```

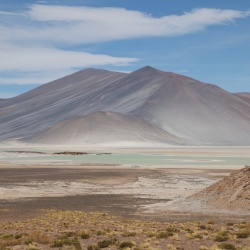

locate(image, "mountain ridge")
[[234, 92, 250, 105]]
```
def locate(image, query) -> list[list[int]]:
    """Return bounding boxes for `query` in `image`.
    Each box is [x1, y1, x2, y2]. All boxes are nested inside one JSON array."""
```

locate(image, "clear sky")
[[0, 0, 250, 98]]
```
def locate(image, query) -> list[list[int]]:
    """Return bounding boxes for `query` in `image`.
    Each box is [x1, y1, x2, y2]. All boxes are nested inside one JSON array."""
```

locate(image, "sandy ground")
[[0, 146, 249, 222]]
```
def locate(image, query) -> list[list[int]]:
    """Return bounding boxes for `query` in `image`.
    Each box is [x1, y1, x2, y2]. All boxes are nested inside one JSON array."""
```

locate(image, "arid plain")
[[0, 146, 250, 250], [0, 146, 249, 221]]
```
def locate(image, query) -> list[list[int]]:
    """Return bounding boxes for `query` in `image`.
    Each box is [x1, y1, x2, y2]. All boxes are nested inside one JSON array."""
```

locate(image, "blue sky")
[[0, 0, 250, 98]]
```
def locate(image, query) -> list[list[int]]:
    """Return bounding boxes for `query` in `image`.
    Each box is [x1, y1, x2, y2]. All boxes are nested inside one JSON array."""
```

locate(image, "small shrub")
[[97, 239, 113, 248], [207, 220, 215, 225], [166, 244, 177, 250], [97, 230, 106, 236], [51, 236, 81, 249], [217, 242, 236, 250], [26, 231, 51, 244], [147, 232, 156, 237], [199, 225, 206, 230], [122, 231, 136, 237], [25, 240, 33, 245], [246, 223, 250, 233], [215, 235, 229, 242], [172, 234, 180, 241], [63, 231, 76, 237], [226, 223, 234, 226], [51, 240, 63, 247], [14, 234, 23, 239], [236, 231, 249, 238], [119, 241, 134, 249], [0, 234, 13, 239], [0, 238, 21, 248], [220, 231, 229, 236], [166, 227, 179, 233], [194, 233, 203, 239], [80, 232, 90, 239], [87, 245, 99, 250], [199, 246, 208, 250], [157, 231, 173, 238], [185, 228, 194, 233]]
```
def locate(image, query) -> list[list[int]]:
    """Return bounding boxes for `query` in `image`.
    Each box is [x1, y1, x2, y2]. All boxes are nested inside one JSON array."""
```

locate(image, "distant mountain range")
[[0, 66, 249, 146]]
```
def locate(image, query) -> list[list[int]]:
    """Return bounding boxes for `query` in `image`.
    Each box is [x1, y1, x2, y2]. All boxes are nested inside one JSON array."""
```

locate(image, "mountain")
[[234, 92, 250, 105], [0, 66, 250, 146], [24, 111, 185, 146], [191, 166, 250, 213], [0, 68, 126, 140]]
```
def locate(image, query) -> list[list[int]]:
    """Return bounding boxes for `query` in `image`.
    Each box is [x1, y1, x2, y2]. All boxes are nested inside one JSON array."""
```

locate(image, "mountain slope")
[[0, 68, 127, 140], [0, 66, 250, 145], [191, 166, 250, 213], [131, 74, 250, 145], [234, 92, 250, 105], [24, 111, 185, 146]]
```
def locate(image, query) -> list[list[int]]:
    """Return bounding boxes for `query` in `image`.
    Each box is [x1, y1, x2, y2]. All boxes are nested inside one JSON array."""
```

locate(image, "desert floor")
[[0, 146, 250, 249], [0, 146, 249, 222]]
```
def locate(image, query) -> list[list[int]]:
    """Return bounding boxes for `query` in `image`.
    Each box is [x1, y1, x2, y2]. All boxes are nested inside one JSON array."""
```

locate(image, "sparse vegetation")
[[236, 231, 249, 238], [0, 210, 249, 250], [217, 242, 236, 250], [80, 231, 90, 239], [156, 231, 173, 238], [119, 241, 135, 249], [215, 235, 229, 242], [97, 238, 115, 248]]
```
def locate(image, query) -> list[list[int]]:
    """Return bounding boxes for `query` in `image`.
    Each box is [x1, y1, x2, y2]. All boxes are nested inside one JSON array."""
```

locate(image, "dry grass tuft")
[[0, 210, 249, 250]]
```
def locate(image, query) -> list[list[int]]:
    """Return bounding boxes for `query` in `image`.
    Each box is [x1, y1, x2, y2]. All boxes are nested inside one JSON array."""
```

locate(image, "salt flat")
[[0, 146, 249, 222]]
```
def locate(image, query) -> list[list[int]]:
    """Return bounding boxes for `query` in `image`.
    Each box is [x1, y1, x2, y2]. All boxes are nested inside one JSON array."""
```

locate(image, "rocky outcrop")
[[53, 151, 111, 155], [53, 151, 88, 155], [5, 150, 46, 154], [192, 166, 250, 212]]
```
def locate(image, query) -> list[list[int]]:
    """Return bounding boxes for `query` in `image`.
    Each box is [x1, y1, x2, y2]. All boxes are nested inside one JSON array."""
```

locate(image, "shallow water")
[[0, 148, 250, 166]]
